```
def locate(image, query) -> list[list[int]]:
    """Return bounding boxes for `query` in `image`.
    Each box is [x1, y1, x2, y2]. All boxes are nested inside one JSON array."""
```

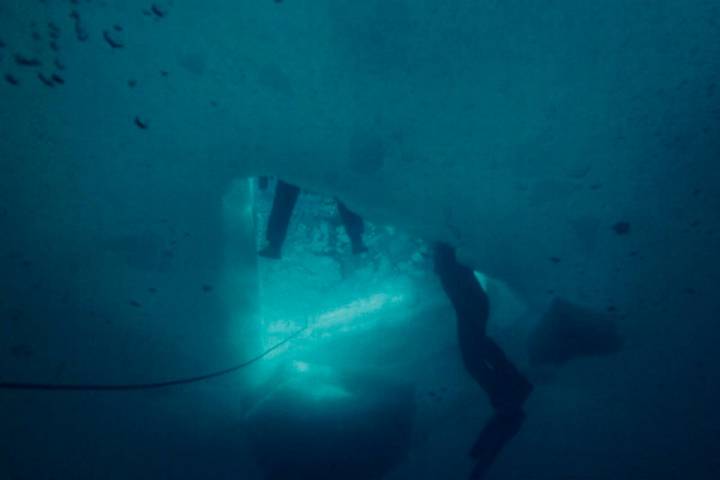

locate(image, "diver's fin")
[[468, 410, 526, 479], [528, 297, 623, 365]]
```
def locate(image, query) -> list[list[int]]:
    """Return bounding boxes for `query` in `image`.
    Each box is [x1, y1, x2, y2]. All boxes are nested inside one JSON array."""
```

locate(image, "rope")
[[0, 324, 308, 392]]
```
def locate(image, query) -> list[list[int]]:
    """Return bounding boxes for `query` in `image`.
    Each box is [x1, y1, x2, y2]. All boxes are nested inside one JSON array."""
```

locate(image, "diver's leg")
[[259, 180, 300, 259], [464, 336, 531, 478], [462, 336, 531, 413], [433, 243, 532, 478], [336, 201, 368, 254], [434, 243, 532, 409]]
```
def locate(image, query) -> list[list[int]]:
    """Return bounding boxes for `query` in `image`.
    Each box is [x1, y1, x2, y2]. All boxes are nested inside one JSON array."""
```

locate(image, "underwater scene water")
[[1, 1, 719, 479]]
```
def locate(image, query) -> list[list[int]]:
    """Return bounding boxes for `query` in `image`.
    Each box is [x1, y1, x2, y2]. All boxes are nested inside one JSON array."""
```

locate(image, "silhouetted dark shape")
[[433, 243, 532, 479], [259, 179, 367, 259], [14, 54, 41, 67], [613, 221, 631, 235], [37, 73, 54, 87], [102, 29, 124, 49], [134, 116, 148, 130], [151, 4, 167, 18], [527, 297, 624, 365], [336, 201, 367, 254], [5, 74, 19, 86]]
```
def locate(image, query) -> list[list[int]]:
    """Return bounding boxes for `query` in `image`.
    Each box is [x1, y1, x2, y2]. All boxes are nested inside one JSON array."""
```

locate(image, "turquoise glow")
[[261, 288, 410, 360]]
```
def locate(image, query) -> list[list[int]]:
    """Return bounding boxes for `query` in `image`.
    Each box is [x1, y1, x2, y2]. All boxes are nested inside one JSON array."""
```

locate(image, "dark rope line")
[[0, 324, 308, 392]]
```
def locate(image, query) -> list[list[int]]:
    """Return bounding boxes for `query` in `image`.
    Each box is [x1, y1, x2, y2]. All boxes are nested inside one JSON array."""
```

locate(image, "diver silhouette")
[[433, 243, 533, 479], [258, 179, 368, 259]]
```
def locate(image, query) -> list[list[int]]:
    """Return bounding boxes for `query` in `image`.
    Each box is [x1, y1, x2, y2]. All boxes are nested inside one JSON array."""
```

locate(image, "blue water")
[[1, 1, 719, 479]]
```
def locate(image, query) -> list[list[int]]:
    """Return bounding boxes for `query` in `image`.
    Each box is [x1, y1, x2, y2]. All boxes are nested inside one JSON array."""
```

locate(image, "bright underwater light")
[[260, 288, 410, 360], [312, 292, 405, 333]]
